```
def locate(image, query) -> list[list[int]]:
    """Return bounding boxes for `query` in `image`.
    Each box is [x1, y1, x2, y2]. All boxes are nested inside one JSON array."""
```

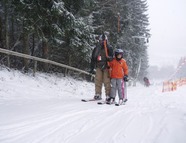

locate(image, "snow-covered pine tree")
[[116, 0, 150, 81], [50, 0, 94, 72], [0, 0, 150, 80], [0, 0, 95, 73]]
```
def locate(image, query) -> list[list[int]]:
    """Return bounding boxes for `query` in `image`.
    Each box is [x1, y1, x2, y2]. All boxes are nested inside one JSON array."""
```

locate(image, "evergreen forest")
[[0, 0, 150, 81]]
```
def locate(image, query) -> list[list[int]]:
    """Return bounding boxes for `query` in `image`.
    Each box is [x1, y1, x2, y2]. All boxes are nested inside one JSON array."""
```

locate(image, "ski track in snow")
[[0, 69, 186, 143]]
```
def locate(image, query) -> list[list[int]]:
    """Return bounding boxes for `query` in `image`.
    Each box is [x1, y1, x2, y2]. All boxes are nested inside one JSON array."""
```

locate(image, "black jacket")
[[90, 42, 113, 71]]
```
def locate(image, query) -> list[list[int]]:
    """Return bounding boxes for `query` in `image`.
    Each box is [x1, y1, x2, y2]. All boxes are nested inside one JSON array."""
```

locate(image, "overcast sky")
[[147, 0, 186, 68]]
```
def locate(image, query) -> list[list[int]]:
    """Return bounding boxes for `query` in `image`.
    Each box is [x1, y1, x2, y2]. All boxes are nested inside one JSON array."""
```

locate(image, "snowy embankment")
[[0, 68, 186, 143]]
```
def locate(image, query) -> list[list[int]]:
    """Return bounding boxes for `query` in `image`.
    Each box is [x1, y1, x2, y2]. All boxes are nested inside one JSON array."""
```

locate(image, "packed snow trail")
[[0, 69, 186, 143]]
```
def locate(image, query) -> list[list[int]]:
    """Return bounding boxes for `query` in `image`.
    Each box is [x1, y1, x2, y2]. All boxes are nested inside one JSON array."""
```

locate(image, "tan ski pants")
[[95, 68, 111, 96]]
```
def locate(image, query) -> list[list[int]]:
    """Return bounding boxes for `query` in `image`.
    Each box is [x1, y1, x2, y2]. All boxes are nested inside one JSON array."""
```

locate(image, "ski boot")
[[93, 94, 102, 100], [106, 97, 115, 104]]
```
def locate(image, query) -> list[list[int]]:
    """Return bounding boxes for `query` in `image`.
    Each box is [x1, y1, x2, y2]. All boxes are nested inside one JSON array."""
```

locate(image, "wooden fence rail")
[[0, 48, 92, 78]]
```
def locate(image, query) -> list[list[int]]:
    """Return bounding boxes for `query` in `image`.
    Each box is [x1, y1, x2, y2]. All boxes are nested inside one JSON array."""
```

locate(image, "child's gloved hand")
[[123, 75, 129, 82]]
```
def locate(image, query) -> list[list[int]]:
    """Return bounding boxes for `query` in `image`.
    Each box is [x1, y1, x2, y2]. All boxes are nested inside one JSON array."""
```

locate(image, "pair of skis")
[[81, 99, 125, 106], [81, 81, 127, 106], [97, 100, 126, 106]]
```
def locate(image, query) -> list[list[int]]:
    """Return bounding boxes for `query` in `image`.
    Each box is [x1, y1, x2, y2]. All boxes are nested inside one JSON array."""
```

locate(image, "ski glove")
[[106, 56, 113, 62], [123, 75, 129, 82], [89, 69, 96, 74]]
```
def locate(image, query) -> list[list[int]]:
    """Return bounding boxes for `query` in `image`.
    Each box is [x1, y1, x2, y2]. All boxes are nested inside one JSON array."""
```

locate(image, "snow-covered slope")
[[0, 68, 186, 143]]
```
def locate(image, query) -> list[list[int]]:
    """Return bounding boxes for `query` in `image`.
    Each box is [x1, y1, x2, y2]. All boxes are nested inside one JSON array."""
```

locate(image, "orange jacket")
[[109, 58, 128, 79]]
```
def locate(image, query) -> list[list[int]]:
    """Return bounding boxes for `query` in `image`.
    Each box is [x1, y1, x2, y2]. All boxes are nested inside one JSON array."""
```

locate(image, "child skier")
[[107, 49, 128, 105]]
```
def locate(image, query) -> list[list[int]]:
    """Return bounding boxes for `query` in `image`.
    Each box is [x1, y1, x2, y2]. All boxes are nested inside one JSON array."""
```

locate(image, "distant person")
[[143, 77, 150, 87], [107, 49, 129, 105], [90, 33, 113, 101]]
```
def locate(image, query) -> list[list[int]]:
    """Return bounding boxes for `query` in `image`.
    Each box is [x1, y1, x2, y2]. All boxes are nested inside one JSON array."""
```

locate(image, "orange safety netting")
[[162, 78, 186, 92], [162, 81, 176, 92], [176, 78, 186, 87]]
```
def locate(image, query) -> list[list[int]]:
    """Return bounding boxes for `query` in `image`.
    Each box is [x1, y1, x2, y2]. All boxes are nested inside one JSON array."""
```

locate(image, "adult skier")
[[90, 33, 113, 101]]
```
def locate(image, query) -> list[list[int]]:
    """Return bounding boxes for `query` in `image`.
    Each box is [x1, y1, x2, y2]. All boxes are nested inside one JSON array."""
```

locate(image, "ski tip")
[[81, 99, 98, 102], [115, 102, 125, 106], [81, 99, 88, 102], [97, 102, 105, 105]]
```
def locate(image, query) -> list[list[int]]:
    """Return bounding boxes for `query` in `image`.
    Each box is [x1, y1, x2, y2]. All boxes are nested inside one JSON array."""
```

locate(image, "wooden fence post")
[[33, 60, 37, 76]]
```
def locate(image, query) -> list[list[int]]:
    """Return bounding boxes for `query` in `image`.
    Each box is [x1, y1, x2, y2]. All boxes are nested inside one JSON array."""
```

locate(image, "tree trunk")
[[31, 34, 35, 56], [42, 38, 49, 72], [0, 17, 3, 48], [22, 31, 29, 72], [11, 15, 15, 49], [4, 1, 10, 67]]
